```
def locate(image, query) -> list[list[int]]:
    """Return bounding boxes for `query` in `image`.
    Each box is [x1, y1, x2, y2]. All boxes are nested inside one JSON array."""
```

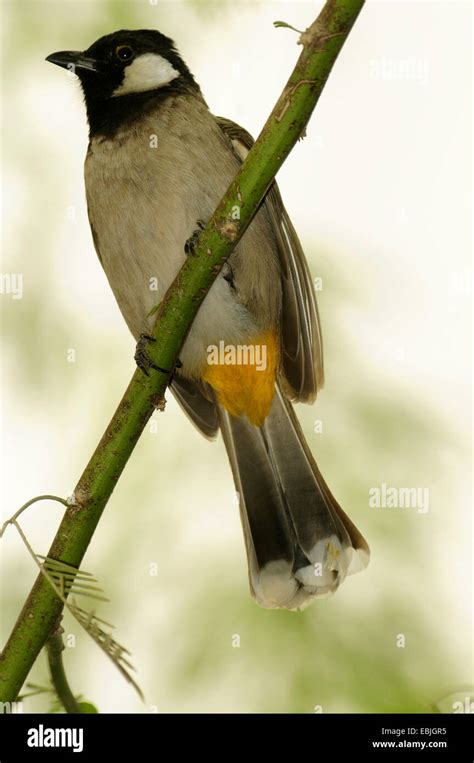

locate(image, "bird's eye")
[[115, 45, 134, 62]]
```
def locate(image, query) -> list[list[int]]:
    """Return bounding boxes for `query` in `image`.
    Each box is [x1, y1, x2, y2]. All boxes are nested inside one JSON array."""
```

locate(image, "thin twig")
[[46, 631, 83, 714], [0, 495, 69, 538]]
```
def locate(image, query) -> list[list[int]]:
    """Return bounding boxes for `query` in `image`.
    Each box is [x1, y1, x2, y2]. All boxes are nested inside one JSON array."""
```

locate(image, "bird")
[[46, 29, 369, 610]]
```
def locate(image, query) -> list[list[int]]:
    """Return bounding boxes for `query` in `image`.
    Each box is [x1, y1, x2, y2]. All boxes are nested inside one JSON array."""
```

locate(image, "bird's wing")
[[216, 116, 324, 402], [171, 375, 219, 440], [170, 115, 324, 437]]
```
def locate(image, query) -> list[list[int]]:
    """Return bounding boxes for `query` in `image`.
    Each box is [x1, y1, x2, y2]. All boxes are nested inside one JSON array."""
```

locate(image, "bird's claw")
[[184, 219, 206, 255], [135, 334, 170, 376]]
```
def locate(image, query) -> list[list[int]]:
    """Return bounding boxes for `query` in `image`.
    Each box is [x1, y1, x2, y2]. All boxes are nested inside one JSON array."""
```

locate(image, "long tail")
[[218, 384, 369, 610]]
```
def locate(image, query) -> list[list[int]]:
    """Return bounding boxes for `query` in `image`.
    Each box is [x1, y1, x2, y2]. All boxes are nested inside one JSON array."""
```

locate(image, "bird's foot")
[[135, 334, 171, 377], [184, 219, 206, 255]]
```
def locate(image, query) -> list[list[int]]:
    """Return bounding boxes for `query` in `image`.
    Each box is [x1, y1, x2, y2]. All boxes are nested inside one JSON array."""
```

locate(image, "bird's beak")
[[45, 50, 101, 74]]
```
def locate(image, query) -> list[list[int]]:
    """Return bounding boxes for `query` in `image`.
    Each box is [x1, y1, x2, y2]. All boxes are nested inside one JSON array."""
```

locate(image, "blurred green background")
[[1, 0, 471, 713]]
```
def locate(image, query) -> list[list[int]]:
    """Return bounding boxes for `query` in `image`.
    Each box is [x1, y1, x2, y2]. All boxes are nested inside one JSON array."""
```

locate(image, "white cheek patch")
[[112, 53, 179, 97]]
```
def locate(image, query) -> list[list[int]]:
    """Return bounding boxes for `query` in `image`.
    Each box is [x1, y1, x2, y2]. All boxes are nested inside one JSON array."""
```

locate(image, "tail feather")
[[218, 384, 369, 610]]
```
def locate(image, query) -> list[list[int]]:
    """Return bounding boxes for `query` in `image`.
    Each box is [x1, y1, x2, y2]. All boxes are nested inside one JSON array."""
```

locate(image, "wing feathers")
[[217, 116, 324, 403]]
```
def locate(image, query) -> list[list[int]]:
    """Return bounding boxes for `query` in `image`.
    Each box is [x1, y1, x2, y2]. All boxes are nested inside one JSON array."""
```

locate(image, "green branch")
[[0, 0, 365, 702], [46, 632, 83, 714]]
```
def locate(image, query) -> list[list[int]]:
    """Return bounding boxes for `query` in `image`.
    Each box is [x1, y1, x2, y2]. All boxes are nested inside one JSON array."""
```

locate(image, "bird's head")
[[46, 29, 199, 133]]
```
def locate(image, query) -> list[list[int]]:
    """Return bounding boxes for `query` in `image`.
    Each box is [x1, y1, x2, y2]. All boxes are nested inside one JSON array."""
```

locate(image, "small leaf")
[[78, 701, 99, 714], [273, 20, 303, 33]]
